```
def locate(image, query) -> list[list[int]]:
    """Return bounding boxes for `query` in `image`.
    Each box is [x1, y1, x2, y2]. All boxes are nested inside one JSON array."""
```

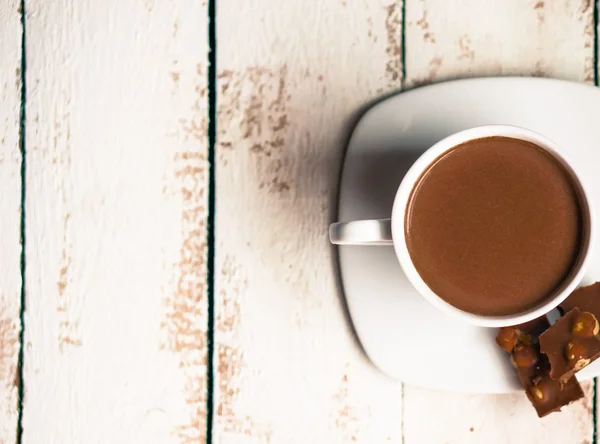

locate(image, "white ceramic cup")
[[330, 125, 595, 327]]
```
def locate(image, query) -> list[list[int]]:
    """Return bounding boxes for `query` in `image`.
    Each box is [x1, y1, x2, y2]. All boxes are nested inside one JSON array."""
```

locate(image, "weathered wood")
[[215, 0, 404, 442], [0, 2, 23, 443], [405, 0, 595, 86], [403, 0, 596, 442], [6, 0, 597, 441], [404, 381, 594, 444], [23, 1, 208, 442]]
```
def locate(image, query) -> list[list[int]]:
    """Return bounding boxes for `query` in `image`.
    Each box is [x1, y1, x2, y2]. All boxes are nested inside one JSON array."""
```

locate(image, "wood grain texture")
[[215, 1, 403, 443], [0, 2, 22, 443], [405, 0, 595, 86], [403, 0, 596, 442], [404, 381, 594, 444], [23, 1, 208, 443]]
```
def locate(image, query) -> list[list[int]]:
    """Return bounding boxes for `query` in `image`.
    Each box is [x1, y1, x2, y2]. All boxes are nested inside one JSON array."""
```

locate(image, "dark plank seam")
[[400, 0, 408, 438], [400, 0, 407, 90], [206, 0, 217, 441], [401, 382, 406, 444], [594, 378, 597, 444], [594, 7, 599, 444], [594, 0, 598, 86], [400, 1, 406, 442], [16, 0, 27, 442]]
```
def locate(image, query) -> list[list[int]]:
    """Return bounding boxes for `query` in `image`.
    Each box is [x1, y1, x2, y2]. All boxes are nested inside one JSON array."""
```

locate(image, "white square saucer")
[[337, 77, 600, 393]]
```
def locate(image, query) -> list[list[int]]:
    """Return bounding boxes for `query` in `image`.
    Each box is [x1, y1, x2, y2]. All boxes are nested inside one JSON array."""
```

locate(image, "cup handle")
[[329, 219, 393, 246]]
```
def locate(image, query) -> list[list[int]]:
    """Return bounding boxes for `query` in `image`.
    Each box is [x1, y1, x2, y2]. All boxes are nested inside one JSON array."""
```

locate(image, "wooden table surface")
[[0, 0, 598, 443]]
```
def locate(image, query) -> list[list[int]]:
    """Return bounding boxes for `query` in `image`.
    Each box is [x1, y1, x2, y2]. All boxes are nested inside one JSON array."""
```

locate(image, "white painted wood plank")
[[215, 1, 404, 443], [0, 2, 23, 443], [405, 0, 595, 86], [404, 381, 594, 444], [23, 1, 208, 443], [403, 1, 596, 442]]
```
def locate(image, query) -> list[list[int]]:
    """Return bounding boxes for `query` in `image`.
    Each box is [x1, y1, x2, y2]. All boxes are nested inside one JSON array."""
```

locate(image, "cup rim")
[[391, 124, 595, 328]]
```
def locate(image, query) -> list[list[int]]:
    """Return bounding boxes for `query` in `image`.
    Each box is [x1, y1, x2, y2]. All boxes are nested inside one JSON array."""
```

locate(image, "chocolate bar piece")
[[506, 318, 549, 388], [540, 307, 600, 383], [496, 318, 584, 417], [560, 282, 600, 315], [525, 373, 584, 417], [518, 317, 554, 339], [495, 317, 551, 352]]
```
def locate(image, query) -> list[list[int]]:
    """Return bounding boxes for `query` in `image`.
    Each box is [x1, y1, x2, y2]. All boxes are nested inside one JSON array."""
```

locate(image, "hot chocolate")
[[405, 136, 583, 316]]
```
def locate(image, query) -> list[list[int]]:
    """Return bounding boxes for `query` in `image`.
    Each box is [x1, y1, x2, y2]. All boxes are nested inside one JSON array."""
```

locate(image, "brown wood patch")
[[162, 64, 208, 444], [415, 1, 435, 43], [580, 0, 595, 83], [457, 35, 474, 61], [218, 67, 291, 194], [332, 371, 360, 441], [385, 3, 402, 87], [411, 56, 443, 86], [0, 302, 18, 389], [216, 255, 272, 441], [52, 117, 80, 351]]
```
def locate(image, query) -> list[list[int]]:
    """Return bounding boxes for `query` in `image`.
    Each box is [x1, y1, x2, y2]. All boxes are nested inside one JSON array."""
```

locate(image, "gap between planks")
[[206, 0, 217, 442], [16, 0, 27, 442]]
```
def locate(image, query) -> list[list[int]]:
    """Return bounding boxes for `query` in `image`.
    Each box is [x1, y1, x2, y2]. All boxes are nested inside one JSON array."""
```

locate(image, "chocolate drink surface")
[[405, 136, 583, 316]]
